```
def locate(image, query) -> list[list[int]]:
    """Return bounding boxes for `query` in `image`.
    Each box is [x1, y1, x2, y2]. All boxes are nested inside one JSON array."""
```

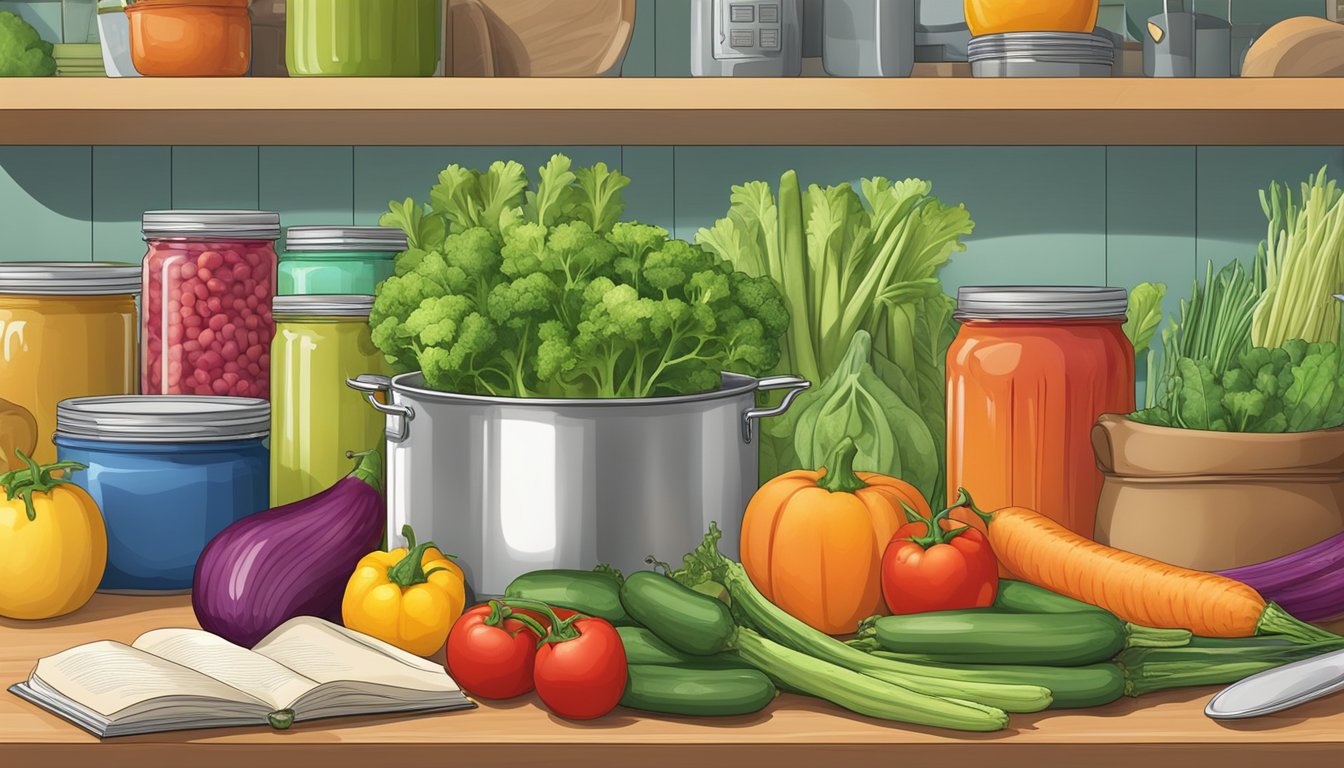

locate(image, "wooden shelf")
[[5, 594, 1344, 768], [2, 78, 1343, 146]]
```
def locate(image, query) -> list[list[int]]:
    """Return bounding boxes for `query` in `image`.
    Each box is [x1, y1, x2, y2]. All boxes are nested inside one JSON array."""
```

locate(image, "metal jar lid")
[[273, 294, 375, 318], [142, 210, 282, 240], [0, 263, 142, 296], [955, 286, 1129, 320], [284, 226, 408, 253], [56, 396, 271, 443]]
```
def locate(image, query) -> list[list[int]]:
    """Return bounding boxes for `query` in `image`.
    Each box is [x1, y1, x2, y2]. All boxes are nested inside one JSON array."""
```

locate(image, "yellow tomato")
[[965, 0, 1099, 36], [342, 526, 467, 657], [0, 460, 107, 620]]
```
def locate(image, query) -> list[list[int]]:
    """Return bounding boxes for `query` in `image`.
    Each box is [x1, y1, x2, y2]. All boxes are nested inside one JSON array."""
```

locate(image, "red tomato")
[[532, 616, 627, 720], [446, 602, 546, 699], [882, 506, 999, 615]]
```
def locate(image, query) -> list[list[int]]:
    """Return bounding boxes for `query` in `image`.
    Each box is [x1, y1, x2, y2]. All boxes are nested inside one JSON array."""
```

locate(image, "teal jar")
[[287, 0, 441, 77], [279, 226, 406, 296]]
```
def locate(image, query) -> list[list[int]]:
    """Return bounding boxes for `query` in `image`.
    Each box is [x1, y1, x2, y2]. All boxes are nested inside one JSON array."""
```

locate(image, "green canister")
[[287, 0, 441, 76], [280, 226, 405, 296], [270, 295, 388, 507]]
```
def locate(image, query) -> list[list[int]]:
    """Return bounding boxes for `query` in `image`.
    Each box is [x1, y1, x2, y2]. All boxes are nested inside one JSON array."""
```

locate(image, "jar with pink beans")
[[141, 210, 282, 400]]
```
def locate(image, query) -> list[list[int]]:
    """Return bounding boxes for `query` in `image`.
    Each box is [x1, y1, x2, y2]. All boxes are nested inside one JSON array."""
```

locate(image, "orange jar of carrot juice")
[[946, 287, 1134, 539]]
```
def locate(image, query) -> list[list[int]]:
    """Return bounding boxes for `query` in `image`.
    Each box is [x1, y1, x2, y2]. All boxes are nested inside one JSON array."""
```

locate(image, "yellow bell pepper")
[[0, 452, 106, 620], [342, 525, 467, 656]]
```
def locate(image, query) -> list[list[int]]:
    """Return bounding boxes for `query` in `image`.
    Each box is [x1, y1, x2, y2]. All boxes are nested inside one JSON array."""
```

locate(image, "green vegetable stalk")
[[1118, 637, 1344, 697], [372, 155, 789, 399], [697, 172, 973, 501]]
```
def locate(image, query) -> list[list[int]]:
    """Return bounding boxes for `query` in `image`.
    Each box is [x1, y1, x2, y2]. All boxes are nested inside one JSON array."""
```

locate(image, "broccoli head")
[[0, 12, 55, 78]]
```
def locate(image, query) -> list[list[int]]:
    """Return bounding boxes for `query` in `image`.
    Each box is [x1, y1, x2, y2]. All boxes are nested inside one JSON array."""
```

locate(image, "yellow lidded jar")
[[270, 295, 387, 506], [0, 264, 141, 464]]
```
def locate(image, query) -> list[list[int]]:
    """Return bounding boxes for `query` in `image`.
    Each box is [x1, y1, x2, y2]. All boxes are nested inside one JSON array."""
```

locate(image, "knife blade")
[[1206, 647, 1344, 719]]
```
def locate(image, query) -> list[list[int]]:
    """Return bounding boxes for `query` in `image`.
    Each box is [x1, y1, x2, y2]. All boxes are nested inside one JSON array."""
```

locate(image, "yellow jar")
[[0, 264, 141, 464], [270, 295, 387, 506]]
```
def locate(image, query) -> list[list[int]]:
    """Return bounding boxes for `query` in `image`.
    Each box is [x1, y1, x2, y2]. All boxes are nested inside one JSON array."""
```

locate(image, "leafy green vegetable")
[[773, 330, 939, 496], [0, 11, 55, 77], [1253, 167, 1344, 350], [371, 155, 788, 399], [1123, 282, 1166, 354], [697, 171, 973, 500], [1132, 340, 1344, 433]]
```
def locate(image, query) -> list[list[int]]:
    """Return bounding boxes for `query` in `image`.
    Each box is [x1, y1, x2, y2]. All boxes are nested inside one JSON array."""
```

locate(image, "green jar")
[[270, 295, 388, 507], [287, 0, 441, 77], [280, 226, 405, 296]]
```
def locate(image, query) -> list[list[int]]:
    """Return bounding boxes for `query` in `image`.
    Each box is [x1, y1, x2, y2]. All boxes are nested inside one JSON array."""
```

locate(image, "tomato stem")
[[0, 450, 85, 522], [496, 598, 585, 645], [816, 437, 868, 494], [484, 599, 549, 640]]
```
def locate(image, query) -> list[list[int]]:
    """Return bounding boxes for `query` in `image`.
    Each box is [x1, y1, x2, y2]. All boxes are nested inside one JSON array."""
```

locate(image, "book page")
[[32, 641, 265, 718], [253, 618, 461, 693], [133, 628, 319, 711]]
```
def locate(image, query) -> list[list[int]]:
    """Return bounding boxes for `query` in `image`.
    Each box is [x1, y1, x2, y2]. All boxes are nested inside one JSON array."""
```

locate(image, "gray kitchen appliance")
[[349, 372, 810, 597], [915, 0, 970, 61], [1144, 0, 1233, 77], [822, 0, 916, 76], [692, 0, 803, 76]]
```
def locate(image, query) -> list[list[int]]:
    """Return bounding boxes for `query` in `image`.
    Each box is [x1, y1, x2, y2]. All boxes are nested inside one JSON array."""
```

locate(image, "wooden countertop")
[[3, 78, 1344, 146], [4, 594, 1344, 768]]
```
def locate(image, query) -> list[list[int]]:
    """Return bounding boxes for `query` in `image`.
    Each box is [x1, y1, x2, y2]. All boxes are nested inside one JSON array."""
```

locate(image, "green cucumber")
[[873, 610, 1135, 666], [620, 571, 736, 655], [870, 652, 1125, 709], [621, 665, 776, 717], [504, 569, 634, 626], [617, 626, 748, 669], [994, 580, 1105, 614]]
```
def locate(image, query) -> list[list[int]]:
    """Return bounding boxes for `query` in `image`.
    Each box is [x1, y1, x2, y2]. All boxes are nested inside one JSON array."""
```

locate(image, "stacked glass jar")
[[141, 210, 282, 399]]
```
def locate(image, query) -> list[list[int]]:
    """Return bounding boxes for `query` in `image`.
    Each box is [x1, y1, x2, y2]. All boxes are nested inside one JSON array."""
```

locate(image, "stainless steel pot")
[[348, 372, 810, 596]]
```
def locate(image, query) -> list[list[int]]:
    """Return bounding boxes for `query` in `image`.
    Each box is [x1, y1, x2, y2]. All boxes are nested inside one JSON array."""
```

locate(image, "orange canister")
[[0, 264, 141, 464], [946, 287, 1134, 540], [127, 0, 251, 77], [965, 0, 1100, 36]]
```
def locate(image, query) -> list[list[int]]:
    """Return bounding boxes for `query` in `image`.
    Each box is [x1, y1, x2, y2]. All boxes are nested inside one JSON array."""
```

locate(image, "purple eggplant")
[[192, 449, 385, 647], [1218, 531, 1344, 623]]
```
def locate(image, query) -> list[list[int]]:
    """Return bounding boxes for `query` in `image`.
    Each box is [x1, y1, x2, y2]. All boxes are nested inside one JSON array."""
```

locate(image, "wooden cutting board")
[[445, 0, 637, 77]]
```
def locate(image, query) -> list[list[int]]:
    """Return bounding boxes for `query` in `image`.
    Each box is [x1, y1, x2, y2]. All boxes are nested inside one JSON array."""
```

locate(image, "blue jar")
[[54, 396, 270, 593]]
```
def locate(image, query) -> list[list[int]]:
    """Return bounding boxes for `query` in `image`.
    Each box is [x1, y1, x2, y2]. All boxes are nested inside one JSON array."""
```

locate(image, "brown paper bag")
[[1091, 413, 1344, 571]]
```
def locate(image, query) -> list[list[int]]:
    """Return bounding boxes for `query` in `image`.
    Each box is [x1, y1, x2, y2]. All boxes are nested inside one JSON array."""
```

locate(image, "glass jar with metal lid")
[[0, 263, 141, 464], [54, 395, 270, 593], [279, 226, 406, 296], [945, 286, 1134, 539], [141, 210, 281, 400], [270, 294, 388, 506]]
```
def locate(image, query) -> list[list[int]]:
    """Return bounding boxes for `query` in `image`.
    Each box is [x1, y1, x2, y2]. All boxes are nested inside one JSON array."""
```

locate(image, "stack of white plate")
[[968, 31, 1116, 77]]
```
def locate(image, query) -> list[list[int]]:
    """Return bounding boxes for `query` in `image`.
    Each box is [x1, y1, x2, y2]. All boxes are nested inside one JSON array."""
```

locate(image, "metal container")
[[822, 0, 916, 77], [349, 371, 810, 596], [969, 31, 1116, 77]]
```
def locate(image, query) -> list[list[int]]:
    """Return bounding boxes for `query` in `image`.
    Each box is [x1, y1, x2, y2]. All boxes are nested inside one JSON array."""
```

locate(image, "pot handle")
[[347, 374, 415, 443], [741, 376, 811, 444]]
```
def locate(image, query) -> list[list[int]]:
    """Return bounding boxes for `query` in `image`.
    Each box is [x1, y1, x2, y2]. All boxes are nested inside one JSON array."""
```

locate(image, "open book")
[[9, 616, 475, 738]]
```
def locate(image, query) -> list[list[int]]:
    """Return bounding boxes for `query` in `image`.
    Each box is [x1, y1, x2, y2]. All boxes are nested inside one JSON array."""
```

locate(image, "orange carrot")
[[970, 499, 1336, 644]]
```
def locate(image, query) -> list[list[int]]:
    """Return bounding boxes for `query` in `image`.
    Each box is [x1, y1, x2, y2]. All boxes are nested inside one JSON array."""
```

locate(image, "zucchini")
[[870, 652, 1125, 709], [994, 579, 1104, 614], [619, 570, 1011, 731], [505, 569, 634, 626], [617, 626, 748, 669], [621, 665, 776, 716], [873, 610, 1129, 666]]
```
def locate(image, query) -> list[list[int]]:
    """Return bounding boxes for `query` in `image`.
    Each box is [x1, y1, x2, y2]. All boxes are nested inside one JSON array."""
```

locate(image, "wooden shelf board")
[[4, 594, 1344, 768], [1, 78, 1342, 145]]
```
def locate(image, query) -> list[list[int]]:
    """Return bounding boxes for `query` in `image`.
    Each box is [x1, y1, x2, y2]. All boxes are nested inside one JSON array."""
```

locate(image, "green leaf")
[[575, 162, 631, 234], [1123, 282, 1167, 354], [478, 161, 530, 235], [524, 154, 579, 228], [1224, 389, 1268, 432], [1284, 345, 1341, 432], [1129, 407, 1175, 428], [1172, 357, 1225, 431], [379, 198, 445, 252]]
